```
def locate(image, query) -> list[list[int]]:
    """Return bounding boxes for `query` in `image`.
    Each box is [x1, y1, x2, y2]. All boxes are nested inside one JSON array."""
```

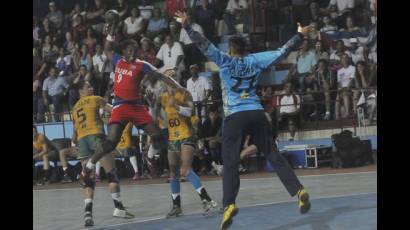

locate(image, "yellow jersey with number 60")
[[72, 95, 105, 139], [160, 90, 192, 141], [117, 122, 133, 149]]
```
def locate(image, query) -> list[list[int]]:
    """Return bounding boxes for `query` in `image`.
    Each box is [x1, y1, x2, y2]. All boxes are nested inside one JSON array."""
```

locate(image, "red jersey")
[[113, 58, 155, 101]]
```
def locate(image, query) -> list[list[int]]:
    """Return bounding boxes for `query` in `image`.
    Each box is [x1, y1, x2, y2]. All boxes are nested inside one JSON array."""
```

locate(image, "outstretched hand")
[[174, 11, 188, 27], [297, 22, 314, 36]]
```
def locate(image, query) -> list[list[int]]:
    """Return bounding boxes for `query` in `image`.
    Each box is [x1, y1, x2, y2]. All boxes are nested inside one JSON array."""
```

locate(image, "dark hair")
[[229, 36, 247, 55], [79, 64, 88, 70], [317, 58, 328, 66], [75, 80, 88, 92]]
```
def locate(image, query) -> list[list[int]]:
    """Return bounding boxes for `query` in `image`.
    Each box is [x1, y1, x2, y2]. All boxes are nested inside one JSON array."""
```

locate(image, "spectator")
[[328, 4, 339, 21], [353, 61, 374, 114], [137, 37, 157, 65], [320, 15, 338, 34], [42, 67, 69, 122], [41, 35, 59, 64], [46, 1, 64, 30], [194, 0, 218, 42], [122, 8, 146, 40], [314, 59, 334, 120], [33, 49, 47, 123], [146, 8, 168, 40], [33, 126, 57, 185], [63, 31, 77, 55], [201, 106, 223, 166], [314, 40, 329, 61], [165, 0, 187, 19], [335, 54, 356, 120], [83, 28, 98, 55], [277, 82, 301, 141], [153, 36, 164, 52], [328, 0, 355, 16], [349, 38, 365, 65], [156, 34, 185, 82], [138, 0, 154, 20], [309, 1, 322, 22], [340, 15, 361, 32], [223, 0, 249, 35], [39, 18, 56, 44], [92, 44, 110, 96], [72, 15, 87, 42], [168, 20, 181, 42], [209, 72, 222, 108], [71, 43, 82, 72], [68, 65, 96, 108], [33, 16, 40, 44], [186, 64, 211, 121], [179, 12, 205, 68], [330, 40, 351, 65], [55, 47, 72, 76], [295, 39, 317, 92], [85, 0, 107, 34], [367, 46, 377, 64], [114, 0, 129, 21], [80, 44, 93, 71], [308, 21, 321, 40], [66, 3, 83, 26]]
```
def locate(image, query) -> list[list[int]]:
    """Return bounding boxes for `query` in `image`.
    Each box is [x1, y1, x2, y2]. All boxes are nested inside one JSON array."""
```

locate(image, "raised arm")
[[174, 11, 231, 66], [251, 23, 314, 69]]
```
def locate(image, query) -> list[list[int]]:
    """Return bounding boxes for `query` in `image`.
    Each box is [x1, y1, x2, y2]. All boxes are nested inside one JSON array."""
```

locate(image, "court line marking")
[[33, 171, 376, 192], [88, 192, 377, 229]]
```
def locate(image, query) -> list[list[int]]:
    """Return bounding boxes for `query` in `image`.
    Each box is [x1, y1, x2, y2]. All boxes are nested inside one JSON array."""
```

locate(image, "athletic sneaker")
[[202, 200, 218, 216], [113, 208, 135, 219], [61, 174, 72, 183], [166, 205, 182, 218], [84, 212, 94, 227], [297, 188, 311, 214], [220, 204, 239, 230]]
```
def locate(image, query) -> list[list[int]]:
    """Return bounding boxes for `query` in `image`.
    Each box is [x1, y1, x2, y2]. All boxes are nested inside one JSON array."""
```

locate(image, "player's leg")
[[220, 112, 245, 230], [59, 147, 78, 183], [166, 144, 182, 218], [126, 147, 140, 180], [80, 158, 95, 227], [250, 111, 310, 214], [180, 141, 218, 215], [99, 153, 134, 219], [89, 122, 125, 164], [42, 153, 50, 183]]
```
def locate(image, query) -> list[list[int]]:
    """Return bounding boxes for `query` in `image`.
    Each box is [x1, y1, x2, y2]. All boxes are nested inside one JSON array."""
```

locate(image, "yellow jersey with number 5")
[[72, 95, 105, 139], [160, 90, 192, 141]]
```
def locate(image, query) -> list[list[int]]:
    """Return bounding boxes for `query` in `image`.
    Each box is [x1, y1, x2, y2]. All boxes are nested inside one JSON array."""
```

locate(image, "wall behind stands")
[[34, 122, 377, 150]]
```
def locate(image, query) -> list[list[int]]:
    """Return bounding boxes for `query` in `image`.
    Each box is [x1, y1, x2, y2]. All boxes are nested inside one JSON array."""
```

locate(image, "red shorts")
[[109, 104, 153, 127]]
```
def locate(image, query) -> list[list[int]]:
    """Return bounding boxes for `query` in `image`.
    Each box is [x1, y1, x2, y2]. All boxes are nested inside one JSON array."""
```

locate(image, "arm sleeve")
[[140, 61, 157, 76], [250, 33, 303, 69], [182, 24, 232, 66]]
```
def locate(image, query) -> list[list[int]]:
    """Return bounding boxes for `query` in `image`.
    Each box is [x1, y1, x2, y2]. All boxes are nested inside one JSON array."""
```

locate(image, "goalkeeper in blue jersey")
[[175, 11, 313, 230]]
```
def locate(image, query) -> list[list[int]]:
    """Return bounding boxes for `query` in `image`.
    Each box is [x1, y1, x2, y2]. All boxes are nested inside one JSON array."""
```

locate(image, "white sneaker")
[[113, 208, 135, 219], [211, 162, 223, 176]]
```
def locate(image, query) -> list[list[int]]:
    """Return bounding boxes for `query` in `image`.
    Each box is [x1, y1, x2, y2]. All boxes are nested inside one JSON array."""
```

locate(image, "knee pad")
[[106, 168, 119, 183], [83, 177, 96, 189]]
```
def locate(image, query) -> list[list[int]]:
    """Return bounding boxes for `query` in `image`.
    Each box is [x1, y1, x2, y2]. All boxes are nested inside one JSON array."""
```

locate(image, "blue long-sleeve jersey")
[[183, 25, 302, 117]]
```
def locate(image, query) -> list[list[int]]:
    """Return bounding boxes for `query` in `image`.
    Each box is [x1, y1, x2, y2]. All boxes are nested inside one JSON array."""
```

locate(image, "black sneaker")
[[61, 174, 72, 183], [166, 205, 182, 219], [84, 212, 94, 227]]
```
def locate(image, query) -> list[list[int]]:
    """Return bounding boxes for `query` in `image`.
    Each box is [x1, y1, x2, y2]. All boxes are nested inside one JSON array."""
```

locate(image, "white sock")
[[129, 156, 138, 173], [84, 198, 93, 205], [195, 186, 204, 194], [95, 162, 101, 175], [111, 192, 121, 201], [171, 193, 180, 200], [148, 144, 158, 159]]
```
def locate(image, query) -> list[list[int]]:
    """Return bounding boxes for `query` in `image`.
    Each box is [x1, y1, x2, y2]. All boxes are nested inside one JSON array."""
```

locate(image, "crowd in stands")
[[33, 0, 377, 183]]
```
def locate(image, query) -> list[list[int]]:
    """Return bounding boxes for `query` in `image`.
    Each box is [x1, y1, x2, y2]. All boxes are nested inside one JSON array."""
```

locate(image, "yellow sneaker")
[[298, 188, 311, 214], [220, 204, 239, 230]]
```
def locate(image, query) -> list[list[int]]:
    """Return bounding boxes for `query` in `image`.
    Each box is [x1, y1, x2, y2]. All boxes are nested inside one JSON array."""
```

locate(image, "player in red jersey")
[[82, 40, 182, 175]]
